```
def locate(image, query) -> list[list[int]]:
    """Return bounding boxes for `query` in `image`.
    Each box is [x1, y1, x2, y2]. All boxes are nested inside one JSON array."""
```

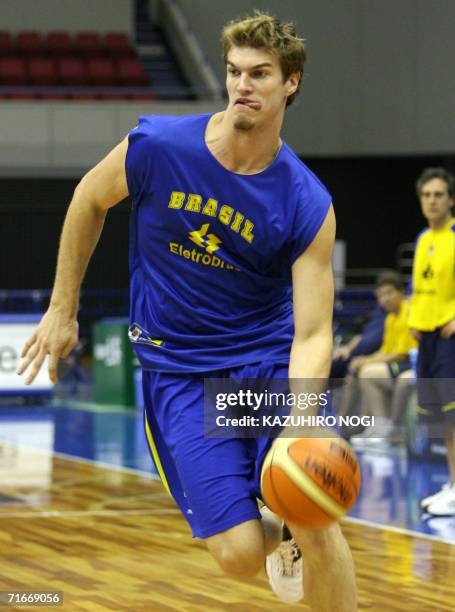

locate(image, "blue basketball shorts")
[[142, 361, 334, 539], [387, 360, 411, 379], [416, 331, 455, 423]]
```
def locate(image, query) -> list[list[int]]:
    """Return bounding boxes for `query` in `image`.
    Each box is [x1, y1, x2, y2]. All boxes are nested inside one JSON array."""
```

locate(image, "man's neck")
[[205, 111, 283, 175], [428, 215, 452, 231], [392, 302, 403, 315]]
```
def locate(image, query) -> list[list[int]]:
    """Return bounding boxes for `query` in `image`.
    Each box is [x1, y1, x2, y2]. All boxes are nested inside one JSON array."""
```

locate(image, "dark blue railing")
[[0, 287, 375, 339], [0, 289, 129, 337]]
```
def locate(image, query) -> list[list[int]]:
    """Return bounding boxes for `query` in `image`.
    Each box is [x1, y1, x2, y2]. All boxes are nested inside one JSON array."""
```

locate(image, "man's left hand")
[[440, 319, 455, 339]]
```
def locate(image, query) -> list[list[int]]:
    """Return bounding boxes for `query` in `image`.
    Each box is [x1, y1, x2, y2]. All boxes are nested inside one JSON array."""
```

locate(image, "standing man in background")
[[409, 167, 455, 516]]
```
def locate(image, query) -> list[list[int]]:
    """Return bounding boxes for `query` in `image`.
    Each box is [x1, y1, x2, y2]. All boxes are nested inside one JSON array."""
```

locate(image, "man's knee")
[[358, 364, 374, 378], [358, 362, 388, 379], [206, 521, 265, 578], [211, 542, 263, 578]]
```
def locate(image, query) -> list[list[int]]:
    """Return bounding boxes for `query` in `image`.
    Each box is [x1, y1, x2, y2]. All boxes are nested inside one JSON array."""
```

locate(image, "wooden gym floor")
[[0, 446, 454, 611]]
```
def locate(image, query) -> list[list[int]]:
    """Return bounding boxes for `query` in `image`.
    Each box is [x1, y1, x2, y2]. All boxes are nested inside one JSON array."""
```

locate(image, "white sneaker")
[[350, 418, 393, 448], [386, 427, 405, 446], [266, 535, 303, 603], [426, 486, 455, 517], [350, 426, 375, 447], [420, 483, 453, 510], [357, 436, 391, 449], [425, 516, 455, 539]]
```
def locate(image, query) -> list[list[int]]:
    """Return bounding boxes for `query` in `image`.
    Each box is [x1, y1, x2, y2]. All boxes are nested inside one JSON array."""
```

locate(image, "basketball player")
[[18, 13, 357, 610], [408, 168, 455, 517]]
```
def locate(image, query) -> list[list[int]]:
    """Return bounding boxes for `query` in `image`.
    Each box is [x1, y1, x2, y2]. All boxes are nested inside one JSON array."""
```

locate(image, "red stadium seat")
[[43, 92, 68, 100], [9, 92, 40, 100], [0, 58, 26, 85], [104, 32, 134, 58], [99, 92, 130, 100], [130, 92, 157, 102], [70, 93, 99, 100], [87, 58, 116, 86], [75, 32, 103, 58], [46, 32, 73, 57], [56, 58, 87, 86], [117, 58, 148, 86], [27, 58, 57, 86], [0, 32, 15, 56], [16, 31, 44, 56]]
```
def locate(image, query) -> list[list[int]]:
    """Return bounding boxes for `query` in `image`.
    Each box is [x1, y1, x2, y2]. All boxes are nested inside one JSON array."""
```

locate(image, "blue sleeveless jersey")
[[125, 114, 331, 372]]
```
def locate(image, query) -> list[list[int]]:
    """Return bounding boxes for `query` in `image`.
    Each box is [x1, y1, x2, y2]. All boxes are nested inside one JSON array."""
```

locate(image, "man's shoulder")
[[414, 227, 430, 245], [138, 112, 208, 126], [281, 146, 330, 201], [132, 113, 210, 142]]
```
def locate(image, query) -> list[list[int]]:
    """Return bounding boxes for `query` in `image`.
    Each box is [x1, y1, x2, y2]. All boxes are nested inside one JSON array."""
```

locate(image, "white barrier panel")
[[0, 323, 52, 392], [0, 422, 54, 487], [0, 101, 224, 175]]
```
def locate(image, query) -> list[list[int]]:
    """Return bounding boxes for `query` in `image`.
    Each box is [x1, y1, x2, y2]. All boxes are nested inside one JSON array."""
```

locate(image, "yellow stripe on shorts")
[[144, 413, 171, 495], [442, 400, 455, 413], [416, 405, 432, 415]]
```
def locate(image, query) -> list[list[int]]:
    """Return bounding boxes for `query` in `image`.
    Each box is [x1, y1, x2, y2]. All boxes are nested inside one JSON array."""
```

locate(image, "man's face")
[[419, 177, 454, 224], [225, 46, 299, 131], [376, 284, 403, 314]]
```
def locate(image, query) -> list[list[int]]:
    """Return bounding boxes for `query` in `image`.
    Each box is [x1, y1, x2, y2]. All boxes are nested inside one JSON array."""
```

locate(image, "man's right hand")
[[333, 346, 351, 361], [409, 328, 422, 342], [17, 307, 78, 385]]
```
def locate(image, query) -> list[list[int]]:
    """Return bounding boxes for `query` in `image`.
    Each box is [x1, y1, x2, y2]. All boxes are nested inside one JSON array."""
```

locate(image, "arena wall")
[[174, 0, 455, 156], [1, 0, 134, 35]]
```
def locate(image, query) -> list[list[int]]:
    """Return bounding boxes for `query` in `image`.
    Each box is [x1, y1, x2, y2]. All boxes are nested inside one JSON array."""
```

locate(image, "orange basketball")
[[261, 437, 361, 529]]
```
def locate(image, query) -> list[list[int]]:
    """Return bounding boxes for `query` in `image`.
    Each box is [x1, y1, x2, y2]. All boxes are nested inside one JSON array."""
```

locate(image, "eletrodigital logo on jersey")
[[168, 224, 241, 271]]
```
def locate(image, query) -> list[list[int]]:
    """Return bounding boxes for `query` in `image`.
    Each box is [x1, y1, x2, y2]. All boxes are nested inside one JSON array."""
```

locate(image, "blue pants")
[[142, 361, 287, 538], [416, 331, 455, 423]]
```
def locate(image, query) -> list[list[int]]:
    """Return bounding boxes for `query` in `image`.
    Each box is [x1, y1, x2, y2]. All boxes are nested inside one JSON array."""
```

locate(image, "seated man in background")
[[337, 271, 417, 445], [331, 302, 386, 379], [332, 274, 387, 425]]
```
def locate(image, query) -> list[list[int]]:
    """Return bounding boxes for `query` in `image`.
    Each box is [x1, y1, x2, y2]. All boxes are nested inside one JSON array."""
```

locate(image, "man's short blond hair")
[[221, 11, 306, 107]]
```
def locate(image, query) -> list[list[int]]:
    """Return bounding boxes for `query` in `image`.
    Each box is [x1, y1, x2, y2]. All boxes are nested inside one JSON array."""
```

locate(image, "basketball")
[[261, 437, 361, 529]]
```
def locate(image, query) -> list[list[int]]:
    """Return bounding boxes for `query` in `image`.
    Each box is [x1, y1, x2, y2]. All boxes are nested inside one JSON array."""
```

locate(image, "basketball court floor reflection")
[[0, 402, 454, 610]]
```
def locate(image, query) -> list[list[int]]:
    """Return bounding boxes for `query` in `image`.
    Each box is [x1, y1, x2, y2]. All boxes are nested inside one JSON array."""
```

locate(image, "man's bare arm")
[[349, 350, 409, 375], [289, 205, 335, 381], [18, 136, 130, 385], [281, 205, 335, 433]]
